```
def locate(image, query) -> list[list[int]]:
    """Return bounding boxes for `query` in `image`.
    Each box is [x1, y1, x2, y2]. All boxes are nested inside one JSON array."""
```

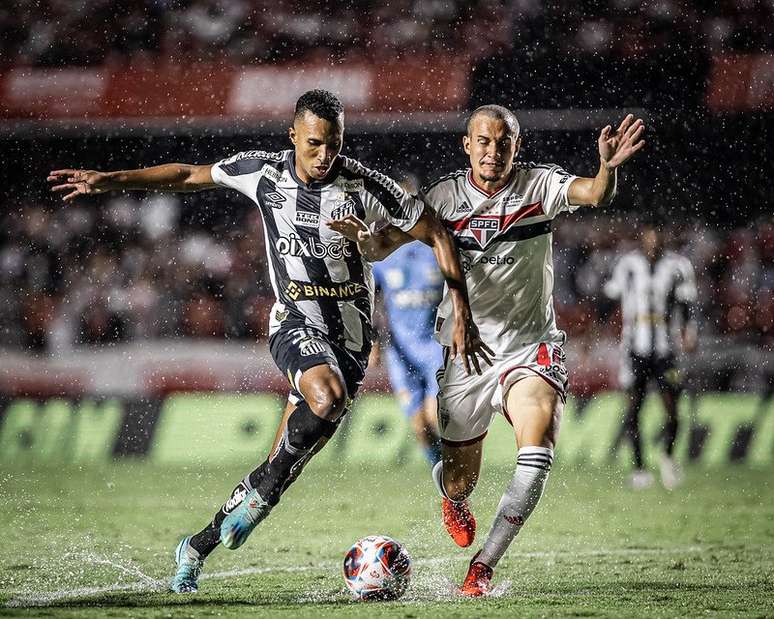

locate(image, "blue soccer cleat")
[[220, 489, 272, 550], [170, 536, 204, 593]]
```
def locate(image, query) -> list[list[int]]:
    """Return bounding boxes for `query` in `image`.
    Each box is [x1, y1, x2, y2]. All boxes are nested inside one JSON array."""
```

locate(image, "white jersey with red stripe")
[[423, 162, 580, 355]]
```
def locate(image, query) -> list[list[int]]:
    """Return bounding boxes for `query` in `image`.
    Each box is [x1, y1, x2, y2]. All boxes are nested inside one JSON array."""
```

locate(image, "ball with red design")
[[342, 535, 412, 601]]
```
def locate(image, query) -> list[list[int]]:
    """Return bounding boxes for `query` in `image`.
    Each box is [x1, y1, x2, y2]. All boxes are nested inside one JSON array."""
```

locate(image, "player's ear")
[[513, 136, 522, 158], [289, 126, 297, 146], [463, 135, 471, 155]]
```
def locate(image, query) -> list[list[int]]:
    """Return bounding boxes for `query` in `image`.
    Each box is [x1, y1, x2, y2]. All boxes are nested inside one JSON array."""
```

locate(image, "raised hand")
[[598, 114, 646, 169], [47, 169, 110, 201], [326, 214, 372, 243]]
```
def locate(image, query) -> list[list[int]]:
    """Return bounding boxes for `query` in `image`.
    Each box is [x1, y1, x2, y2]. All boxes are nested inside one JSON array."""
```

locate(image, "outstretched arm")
[[47, 164, 217, 201], [329, 208, 493, 375], [568, 114, 646, 208]]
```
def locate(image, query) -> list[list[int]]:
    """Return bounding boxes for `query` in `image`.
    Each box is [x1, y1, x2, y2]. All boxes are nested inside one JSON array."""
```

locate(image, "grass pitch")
[[2, 452, 773, 617]]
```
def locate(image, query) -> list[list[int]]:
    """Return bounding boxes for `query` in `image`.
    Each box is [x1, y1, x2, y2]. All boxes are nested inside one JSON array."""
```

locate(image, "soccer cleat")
[[220, 489, 272, 549], [458, 552, 494, 597], [659, 455, 683, 490], [628, 469, 655, 490], [442, 497, 477, 548], [170, 536, 204, 593]]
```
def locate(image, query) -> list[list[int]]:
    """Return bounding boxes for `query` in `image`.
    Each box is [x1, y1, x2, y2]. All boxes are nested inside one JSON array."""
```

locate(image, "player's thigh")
[[504, 376, 563, 449]]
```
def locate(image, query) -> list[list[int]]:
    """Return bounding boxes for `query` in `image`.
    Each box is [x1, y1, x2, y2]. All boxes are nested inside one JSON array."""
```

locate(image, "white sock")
[[431, 460, 454, 500], [477, 446, 553, 568]]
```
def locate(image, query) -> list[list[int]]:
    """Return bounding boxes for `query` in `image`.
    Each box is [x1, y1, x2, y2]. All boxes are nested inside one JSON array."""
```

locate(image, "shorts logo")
[[536, 343, 568, 387], [295, 211, 320, 227], [299, 337, 326, 357], [223, 483, 248, 514], [264, 191, 286, 209]]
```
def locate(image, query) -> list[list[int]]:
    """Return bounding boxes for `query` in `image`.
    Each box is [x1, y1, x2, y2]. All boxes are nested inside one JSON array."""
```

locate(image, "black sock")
[[189, 462, 267, 558], [255, 401, 336, 506]]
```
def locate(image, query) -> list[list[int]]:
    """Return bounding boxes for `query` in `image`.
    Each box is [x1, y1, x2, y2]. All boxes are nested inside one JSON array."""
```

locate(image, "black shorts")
[[269, 324, 370, 406], [630, 353, 683, 393]]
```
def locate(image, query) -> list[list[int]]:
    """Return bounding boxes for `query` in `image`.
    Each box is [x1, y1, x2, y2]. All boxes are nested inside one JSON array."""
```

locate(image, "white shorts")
[[436, 341, 569, 444]]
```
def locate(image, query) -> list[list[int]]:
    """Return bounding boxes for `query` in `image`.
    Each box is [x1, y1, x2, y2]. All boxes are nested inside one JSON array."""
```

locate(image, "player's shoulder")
[[216, 149, 289, 176], [421, 169, 468, 196], [338, 156, 403, 198], [515, 161, 567, 179]]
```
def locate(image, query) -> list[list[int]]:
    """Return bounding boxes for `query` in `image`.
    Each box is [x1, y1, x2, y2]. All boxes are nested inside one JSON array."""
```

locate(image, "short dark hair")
[[294, 89, 344, 123], [466, 104, 520, 138]]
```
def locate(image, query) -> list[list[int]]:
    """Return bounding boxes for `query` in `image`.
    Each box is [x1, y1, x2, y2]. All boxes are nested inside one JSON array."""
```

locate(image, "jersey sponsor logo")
[[284, 280, 367, 301], [337, 178, 364, 192], [261, 164, 282, 183], [461, 253, 514, 274], [503, 194, 523, 208], [295, 211, 320, 228], [331, 197, 358, 221], [264, 191, 286, 209], [275, 233, 353, 260]]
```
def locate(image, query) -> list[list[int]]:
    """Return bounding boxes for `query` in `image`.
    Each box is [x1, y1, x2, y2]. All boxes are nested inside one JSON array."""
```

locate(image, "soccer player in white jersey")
[[334, 105, 645, 596], [47, 90, 491, 594], [605, 222, 698, 490]]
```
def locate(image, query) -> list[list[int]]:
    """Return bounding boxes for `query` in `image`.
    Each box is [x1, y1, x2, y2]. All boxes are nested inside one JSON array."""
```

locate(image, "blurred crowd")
[[1, 0, 772, 71], [1, 193, 771, 354]]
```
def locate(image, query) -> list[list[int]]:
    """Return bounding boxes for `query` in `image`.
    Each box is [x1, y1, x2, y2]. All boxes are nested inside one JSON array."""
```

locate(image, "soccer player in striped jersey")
[[336, 105, 645, 596], [604, 223, 698, 490], [47, 89, 491, 593]]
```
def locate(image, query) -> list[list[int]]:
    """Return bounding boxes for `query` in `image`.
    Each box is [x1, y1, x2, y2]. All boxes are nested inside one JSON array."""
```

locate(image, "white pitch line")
[[5, 545, 705, 608]]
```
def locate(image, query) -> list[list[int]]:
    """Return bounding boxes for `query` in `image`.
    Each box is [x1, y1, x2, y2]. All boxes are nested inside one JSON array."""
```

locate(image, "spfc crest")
[[469, 217, 501, 249]]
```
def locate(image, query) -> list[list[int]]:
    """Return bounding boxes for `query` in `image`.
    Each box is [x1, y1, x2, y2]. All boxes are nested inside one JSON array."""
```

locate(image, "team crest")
[[331, 197, 357, 220], [469, 217, 501, 249]]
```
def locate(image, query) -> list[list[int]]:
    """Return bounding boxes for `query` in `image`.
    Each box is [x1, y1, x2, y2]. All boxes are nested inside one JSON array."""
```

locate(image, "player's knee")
[[305, 377, 347, 420]]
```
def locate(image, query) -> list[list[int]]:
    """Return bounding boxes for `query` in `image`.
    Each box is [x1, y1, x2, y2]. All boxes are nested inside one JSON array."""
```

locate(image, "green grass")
[[1, 455, 773, 617]]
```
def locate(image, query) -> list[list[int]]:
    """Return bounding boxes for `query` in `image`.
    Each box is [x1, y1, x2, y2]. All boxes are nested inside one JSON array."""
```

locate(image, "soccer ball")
[[343, 535, 412, 601]]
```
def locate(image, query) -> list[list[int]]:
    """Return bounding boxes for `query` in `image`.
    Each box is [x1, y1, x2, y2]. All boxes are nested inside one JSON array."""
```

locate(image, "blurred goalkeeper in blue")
[[372, 174, 444, 466]]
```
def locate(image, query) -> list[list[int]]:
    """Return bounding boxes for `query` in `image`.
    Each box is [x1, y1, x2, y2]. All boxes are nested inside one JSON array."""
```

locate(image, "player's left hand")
[[326, 215, 372, 243], [598, 114, 646, 169], [451, 314, 494, 376]]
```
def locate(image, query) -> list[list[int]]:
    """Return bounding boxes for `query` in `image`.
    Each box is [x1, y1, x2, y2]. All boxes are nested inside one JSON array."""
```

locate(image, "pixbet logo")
[[275, 233, 353, 260]]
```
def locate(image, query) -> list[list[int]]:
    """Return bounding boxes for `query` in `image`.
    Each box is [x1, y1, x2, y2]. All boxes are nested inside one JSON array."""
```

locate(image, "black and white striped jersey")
[[211, 149, 424, 352], [604, 250, 698, 358]]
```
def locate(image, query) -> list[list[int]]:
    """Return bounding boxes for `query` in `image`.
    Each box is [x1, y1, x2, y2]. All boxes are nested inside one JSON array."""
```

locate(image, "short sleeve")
[[539, 165, 580, 219], [420, 183, 455, 221], [210, 151, 271, 197], [675, 257, 698, 303], [361, 174, 424, 232]]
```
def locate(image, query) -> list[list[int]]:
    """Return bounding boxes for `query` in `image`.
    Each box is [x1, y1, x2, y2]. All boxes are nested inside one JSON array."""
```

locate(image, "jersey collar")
[[466, 168, 515, 199], [287, 151, 342, 189]]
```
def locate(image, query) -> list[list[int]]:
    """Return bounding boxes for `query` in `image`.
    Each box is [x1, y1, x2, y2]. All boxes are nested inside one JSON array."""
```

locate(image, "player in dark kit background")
[[47, 89, 491, 593]]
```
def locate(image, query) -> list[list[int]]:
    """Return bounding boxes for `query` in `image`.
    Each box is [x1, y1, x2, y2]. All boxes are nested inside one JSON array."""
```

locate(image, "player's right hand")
[[451, 315, 494, 376], [47, 169, 109, 201]]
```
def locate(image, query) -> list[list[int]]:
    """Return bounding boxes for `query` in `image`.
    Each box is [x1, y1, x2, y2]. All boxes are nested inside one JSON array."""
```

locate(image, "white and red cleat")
[[442, 497, 477, 548], [458, 553, 494, 597]]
